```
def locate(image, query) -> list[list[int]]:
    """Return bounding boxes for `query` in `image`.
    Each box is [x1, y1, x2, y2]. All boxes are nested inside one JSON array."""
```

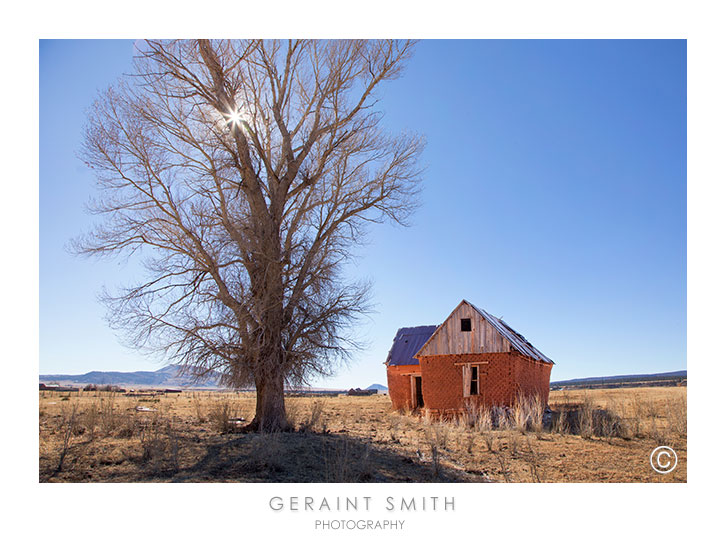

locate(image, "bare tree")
[[76, 40, 424, 431]]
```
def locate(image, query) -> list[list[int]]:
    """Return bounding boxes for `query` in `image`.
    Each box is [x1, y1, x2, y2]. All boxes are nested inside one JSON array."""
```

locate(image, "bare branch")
[[76, 39, 423, 431]]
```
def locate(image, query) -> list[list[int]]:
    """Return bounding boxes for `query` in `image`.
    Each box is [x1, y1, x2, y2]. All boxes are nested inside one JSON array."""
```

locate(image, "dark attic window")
[[460, 318, 472, 332]]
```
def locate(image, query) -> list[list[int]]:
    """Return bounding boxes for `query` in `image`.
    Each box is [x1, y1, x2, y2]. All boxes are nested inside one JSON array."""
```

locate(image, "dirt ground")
[[39, 386, 686, 483]]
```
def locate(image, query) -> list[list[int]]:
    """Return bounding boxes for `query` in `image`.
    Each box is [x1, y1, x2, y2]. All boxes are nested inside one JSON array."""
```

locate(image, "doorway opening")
[[414, 376, 424, 408]]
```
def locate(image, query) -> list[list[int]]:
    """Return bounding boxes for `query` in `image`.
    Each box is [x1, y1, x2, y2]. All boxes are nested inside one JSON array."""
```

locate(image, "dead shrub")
[[512, 394, 545, 434], [285, 399, 301, 428], [425, 422, 449, 451], [80, 404, 100, 440], [593, 408, 626, 442], [628, 395, 647, 437], [577, 396, 594, 439], [649, 423, 673, 446], [495, 453, 512, 483], [140, 418, 179, 474], [551, 410, 569, 435], [524, 437, 544, 482], [299, 400, 327, 433], [388, 413, 403, 442], [554, 398, 628, 440], [456, 400, 494, 433], [530, 398, 544, 434], [422, 421, 451, 480], [208, 397, 241, 433], [625, 395, 676, 443], [166, 424, 180, 473], [492, 406, 513, 430], [430, 442, 440, 480], [461, 399, 491, 429], [192, 393, 206, 423], [475, 407, 493, 433], [56, 402, 78, 473], [513, 404, 528, 434], [665, 394, 687, 437], [140, 419, 164, 462], [98, 396, 119, 435], [605, 399, 633, 439], [114, 410, 138, 438]]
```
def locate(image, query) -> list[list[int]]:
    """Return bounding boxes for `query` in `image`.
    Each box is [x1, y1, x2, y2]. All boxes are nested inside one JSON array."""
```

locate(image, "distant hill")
[[40, 364, 221, 388], [551, 370, 686, 390], [366, 383, 388, 392]]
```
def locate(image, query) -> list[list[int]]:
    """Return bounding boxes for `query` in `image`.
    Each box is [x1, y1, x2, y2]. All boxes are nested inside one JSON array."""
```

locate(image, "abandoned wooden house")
[[385, 300, 554, 414]]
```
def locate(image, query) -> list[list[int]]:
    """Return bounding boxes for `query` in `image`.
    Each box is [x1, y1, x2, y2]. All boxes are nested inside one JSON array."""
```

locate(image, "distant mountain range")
[[551, 370, 686, 389], [39, 365, 390, 392], [43, 366, 683, 392], [39, 364, 221, 388], [366, 383, 388, 392]]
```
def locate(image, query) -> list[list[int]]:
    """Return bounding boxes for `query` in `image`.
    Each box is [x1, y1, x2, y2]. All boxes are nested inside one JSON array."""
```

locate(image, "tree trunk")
[[246, 370, 290, 432], [243, 204, 289, 433]]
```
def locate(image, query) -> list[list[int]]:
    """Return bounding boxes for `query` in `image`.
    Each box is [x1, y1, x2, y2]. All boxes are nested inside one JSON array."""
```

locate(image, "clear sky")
[[40, 39, 686, 387]]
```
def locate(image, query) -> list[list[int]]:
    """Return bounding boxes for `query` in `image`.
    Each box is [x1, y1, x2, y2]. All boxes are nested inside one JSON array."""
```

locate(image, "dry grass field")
[[39, 386, 686, 483]]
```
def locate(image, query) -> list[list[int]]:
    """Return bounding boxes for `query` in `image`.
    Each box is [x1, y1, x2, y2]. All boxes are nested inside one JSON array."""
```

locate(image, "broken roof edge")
[[385, 325, 439, 366], [468, 301, 554, 364]]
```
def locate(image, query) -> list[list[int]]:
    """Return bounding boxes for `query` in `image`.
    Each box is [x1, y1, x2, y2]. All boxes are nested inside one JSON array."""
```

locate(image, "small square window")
[[460, 318, 472, 332]]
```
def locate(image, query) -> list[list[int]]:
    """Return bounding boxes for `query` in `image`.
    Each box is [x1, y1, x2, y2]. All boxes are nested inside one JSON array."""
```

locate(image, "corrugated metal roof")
[[468, 301, 554, 364], [385, 325, 438, 366]]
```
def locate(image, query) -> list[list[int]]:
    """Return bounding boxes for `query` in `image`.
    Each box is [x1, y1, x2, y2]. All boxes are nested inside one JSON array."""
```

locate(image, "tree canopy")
[[77, 39, 424, 430]]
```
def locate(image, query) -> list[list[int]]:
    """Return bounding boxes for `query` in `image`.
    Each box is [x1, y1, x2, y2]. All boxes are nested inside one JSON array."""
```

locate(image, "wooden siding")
[[417, 301, 511, 357]]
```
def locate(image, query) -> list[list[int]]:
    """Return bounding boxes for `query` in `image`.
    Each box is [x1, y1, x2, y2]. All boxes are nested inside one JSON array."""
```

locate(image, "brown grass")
[[39, 386, 686, 483]]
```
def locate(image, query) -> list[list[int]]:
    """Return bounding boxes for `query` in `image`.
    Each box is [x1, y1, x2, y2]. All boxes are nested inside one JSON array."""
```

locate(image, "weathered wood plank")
[[418, 300, 509, 356]]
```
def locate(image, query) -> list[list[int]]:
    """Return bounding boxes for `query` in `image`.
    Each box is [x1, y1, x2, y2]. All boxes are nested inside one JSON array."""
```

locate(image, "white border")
[[7, 1, 723, 540]]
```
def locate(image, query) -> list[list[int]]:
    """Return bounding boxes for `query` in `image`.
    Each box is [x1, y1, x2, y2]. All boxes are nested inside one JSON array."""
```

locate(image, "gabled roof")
[[413, 299, 554, 364], [385, 325, 438, 366], [468, 301, 554, 364]]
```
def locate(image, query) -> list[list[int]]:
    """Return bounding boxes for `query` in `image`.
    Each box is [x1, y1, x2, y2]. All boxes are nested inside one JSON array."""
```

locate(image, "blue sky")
[[39, 39, 686, 387]]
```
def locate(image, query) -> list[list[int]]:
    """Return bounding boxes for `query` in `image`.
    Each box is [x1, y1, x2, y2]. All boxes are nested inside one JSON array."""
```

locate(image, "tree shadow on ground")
[[167, 431, 474, 483]]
